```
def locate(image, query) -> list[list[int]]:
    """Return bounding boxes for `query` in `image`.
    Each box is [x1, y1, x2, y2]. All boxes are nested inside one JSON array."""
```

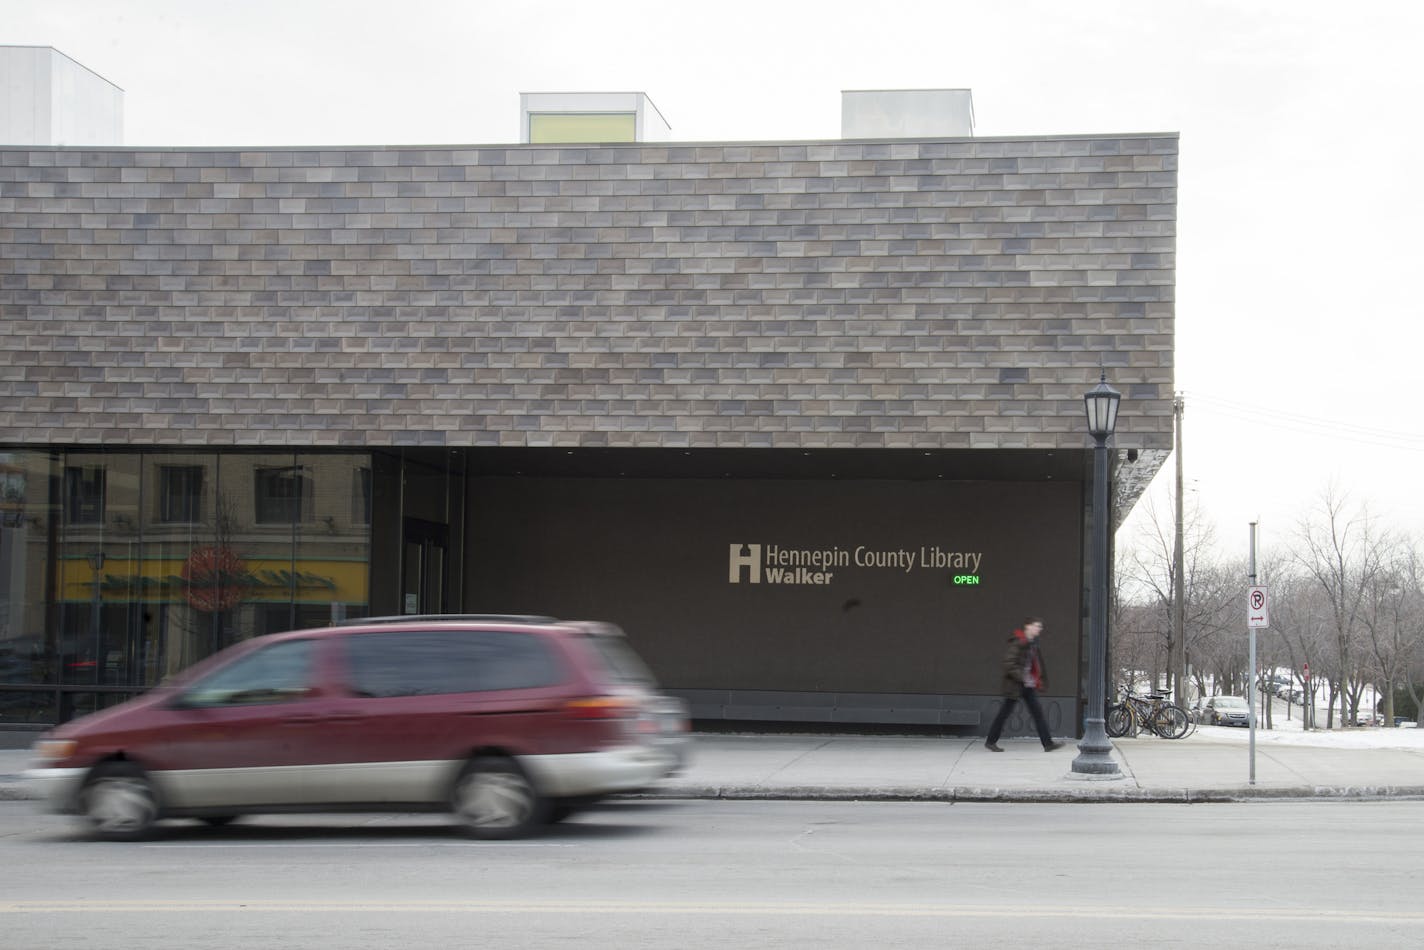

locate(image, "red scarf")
[[1015, 628, 1043, 688]]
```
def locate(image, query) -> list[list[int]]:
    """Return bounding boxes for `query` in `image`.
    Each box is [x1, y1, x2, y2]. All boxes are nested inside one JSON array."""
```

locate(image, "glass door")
[[401, 518, 447, 616]]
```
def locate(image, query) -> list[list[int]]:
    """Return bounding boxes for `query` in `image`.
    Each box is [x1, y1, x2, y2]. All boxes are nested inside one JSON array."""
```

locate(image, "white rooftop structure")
[[0, 46, 123, 146], [520, 92, 670, 144], [841, 89, 974, 139]]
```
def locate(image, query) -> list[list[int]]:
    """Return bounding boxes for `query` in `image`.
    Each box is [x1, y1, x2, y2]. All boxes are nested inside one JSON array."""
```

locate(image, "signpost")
[[1246, 524, 1265, 785]]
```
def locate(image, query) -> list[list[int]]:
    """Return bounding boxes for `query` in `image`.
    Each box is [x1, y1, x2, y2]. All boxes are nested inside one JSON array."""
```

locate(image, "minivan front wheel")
[[80, 762, 159, 841], [451, 756, 547, 840]]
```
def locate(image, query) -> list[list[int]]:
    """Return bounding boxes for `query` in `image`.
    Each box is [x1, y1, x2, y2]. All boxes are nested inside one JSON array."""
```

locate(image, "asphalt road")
[[1, 798, 1419, 949]]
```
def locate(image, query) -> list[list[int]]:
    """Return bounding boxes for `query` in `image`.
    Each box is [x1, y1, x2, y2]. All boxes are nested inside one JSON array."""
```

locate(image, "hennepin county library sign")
[[728, 543, 985, 587]]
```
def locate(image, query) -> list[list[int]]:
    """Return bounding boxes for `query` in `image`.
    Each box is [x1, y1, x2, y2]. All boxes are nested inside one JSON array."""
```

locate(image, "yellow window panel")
[[529, 113, 637, 144]]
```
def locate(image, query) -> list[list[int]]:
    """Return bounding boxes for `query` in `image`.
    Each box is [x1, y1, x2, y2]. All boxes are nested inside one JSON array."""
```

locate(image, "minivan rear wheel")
[[451, 756, 548, 840], [80, 762, 159, 842]]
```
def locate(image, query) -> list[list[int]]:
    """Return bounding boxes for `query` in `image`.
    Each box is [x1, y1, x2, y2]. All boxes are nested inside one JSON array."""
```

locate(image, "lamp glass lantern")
[[1083, 374, 1121, 439]]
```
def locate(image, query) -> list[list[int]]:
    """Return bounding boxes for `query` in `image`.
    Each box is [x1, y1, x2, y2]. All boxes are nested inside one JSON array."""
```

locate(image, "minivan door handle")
[[280, 715, 322, 726], [459, 705, 550, 717], [281, 713, 366, 726]]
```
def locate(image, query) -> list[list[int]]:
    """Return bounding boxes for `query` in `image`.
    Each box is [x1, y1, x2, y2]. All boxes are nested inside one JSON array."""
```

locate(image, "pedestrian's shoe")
[[985, 741, 1003, 752], [1043, 740, 1064, 752]]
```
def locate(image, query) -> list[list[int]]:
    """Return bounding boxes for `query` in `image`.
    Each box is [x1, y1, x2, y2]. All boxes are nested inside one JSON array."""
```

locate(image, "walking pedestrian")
[[984, 616, 1064, 752]]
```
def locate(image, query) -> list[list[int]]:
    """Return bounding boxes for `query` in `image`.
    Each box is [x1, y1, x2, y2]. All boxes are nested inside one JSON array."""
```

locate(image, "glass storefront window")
[[0, 449, 372, 723]]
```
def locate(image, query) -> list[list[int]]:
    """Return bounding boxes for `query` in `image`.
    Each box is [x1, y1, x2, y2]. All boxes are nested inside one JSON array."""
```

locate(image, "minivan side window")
[[179, 639, 317, 707], [346, 631, 562, 698]]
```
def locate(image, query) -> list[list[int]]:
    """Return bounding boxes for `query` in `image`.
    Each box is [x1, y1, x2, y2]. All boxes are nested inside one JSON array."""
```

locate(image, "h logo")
[[728, 543, 761, 584]]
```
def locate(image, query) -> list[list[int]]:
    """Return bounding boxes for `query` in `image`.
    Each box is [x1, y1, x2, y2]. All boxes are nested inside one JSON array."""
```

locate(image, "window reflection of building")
[[254, 465, 312, 524], [158, 465, 203, 523], [63, 466, 106, 525], [0, 450, 375, 725], [354, 467, 372, 526]]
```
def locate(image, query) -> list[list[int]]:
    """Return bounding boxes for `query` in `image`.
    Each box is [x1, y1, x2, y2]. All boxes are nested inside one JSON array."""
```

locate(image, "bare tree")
[[1293, 487, 1390, 728], [1259, 563, 1330, 727], [1110, 596, 1163, 694], [1182, 556, 1249, 696], [1403, 648, 1424, 728], [1359, 541, 1424, 726], [1119, 492, 1238, 702]]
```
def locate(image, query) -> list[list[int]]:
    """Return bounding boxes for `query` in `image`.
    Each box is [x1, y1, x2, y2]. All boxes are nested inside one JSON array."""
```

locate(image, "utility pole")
[[1171, 394, 1186, 705]]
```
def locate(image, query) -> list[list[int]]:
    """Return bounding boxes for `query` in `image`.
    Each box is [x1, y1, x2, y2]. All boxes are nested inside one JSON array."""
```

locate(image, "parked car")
[[1199, 695, 1251, 727], [25, 615, 690, 841]]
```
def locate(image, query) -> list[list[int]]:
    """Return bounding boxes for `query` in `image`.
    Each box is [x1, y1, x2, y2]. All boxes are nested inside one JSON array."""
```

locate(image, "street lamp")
[[1072, 373, 1123, 776]]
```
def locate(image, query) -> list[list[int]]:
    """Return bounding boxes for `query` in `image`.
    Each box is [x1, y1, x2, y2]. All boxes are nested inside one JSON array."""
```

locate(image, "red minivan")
[[25, 616, 689, 841]]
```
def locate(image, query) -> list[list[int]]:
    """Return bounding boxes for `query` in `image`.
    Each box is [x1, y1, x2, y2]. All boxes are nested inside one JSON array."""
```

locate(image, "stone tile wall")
[[0, 135, 1176, 450]]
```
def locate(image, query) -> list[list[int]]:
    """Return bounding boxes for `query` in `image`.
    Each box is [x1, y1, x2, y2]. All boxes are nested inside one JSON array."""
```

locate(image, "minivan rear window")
[[583, 635, 656, 687], [345, 630, 562, 698]]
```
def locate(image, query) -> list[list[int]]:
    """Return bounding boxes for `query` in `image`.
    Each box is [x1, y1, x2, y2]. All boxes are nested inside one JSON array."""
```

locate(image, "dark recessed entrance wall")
[[465, 475, 1083, 730]]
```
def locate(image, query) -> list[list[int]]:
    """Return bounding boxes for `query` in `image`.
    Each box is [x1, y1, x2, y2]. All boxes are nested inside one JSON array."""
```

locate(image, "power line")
[[1186, 392, 1424, 452]]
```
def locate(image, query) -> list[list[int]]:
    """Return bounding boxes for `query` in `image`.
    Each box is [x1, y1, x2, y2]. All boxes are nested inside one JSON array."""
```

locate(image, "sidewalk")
[[641, 732, 1424, 802], [4, 730, 1423, 804]]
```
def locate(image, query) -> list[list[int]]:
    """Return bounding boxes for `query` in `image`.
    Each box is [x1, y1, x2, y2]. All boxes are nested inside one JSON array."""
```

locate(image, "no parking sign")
[[1248, 586, 1269, 628]]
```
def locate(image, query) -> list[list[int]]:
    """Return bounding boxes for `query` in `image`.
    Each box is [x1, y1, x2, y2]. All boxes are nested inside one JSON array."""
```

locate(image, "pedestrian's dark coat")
[[999, 628, 1049, 698]]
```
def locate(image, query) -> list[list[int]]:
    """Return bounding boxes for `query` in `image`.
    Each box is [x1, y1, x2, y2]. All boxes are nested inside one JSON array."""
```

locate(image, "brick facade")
[[1, 135, 1176, 454]]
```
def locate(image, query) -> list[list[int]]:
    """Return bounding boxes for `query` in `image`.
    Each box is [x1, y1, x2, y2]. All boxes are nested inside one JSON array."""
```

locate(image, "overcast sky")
[[5, 0, 1424, 561]]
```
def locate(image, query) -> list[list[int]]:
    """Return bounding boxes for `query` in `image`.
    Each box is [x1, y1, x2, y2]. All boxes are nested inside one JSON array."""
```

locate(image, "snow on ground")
[[1189, 714, 1423, 749]]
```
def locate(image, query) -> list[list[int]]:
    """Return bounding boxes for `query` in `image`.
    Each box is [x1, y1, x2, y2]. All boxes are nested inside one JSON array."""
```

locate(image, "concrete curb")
[[7, 778, 1423, 805], [630, 783, 1424, 804]]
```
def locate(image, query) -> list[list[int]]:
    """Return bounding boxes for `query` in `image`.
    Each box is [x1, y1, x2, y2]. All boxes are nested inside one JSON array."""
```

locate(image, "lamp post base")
[[1070, 717, 1122, 776]]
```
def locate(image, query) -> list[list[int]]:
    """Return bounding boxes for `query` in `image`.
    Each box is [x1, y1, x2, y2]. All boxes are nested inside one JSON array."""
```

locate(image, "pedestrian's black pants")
[[986, 686, 1054, 748]]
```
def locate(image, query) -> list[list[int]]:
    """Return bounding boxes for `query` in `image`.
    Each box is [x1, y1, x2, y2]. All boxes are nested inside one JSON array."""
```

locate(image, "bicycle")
[[1105, 689, 1192, 739]]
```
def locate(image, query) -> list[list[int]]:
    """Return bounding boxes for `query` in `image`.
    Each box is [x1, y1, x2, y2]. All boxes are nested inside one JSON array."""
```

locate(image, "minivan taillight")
[[564, 696, 636, 720], [33, 739, 78, 764]]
